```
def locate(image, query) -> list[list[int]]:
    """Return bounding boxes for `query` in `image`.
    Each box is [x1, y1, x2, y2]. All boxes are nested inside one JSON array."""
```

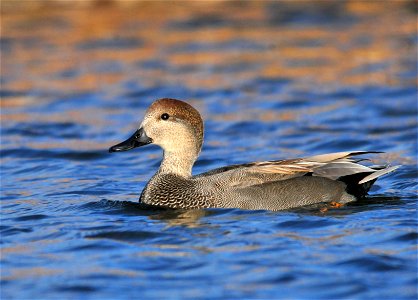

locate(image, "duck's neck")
[[158, 150, 197, 178]]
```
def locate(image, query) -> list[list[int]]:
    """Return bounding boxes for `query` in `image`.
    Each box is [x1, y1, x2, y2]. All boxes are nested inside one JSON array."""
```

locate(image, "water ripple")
[[1, 2, 416, 300]]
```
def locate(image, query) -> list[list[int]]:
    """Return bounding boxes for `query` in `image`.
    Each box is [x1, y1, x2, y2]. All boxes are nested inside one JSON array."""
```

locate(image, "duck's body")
[[109, 98, 399, 211], [141, 170, 349, 210]]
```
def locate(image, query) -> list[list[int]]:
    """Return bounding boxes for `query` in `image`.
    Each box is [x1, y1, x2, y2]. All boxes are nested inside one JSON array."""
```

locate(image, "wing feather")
[[196, 151, 394, 188]]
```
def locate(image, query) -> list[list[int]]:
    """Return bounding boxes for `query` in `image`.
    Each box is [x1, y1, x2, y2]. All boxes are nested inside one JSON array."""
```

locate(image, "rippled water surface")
[[1, 1, 417, 299]]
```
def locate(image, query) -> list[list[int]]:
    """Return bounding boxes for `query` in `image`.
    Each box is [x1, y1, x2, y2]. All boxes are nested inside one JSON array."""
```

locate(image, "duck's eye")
[[161, 113, 170, 120]]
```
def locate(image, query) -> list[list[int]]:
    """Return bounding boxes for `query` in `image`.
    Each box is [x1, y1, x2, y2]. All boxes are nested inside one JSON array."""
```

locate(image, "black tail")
[[338, 172, 378, 198], [338, 165, 400, 199]]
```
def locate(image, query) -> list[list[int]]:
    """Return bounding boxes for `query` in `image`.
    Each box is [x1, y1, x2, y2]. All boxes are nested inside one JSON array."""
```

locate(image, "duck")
[[109, 98, 399, 211]]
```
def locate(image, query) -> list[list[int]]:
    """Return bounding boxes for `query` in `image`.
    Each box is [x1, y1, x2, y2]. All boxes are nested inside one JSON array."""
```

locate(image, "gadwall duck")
[[109, 98, 399, 211]]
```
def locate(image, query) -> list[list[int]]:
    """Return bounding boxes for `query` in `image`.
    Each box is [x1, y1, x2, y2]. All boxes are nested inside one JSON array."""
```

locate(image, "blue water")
[[1, 2, 417, 299]]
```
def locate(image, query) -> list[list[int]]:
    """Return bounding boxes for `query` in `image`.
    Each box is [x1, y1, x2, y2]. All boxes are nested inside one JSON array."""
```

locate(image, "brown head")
[[109, 98, 204, 176]]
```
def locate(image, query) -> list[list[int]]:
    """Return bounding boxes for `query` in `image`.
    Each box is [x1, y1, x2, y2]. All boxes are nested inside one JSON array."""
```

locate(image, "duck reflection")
[[146, 206, 215, 229]]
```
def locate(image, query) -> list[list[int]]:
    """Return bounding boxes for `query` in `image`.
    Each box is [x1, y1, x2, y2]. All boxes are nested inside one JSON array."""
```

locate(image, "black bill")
[[109, 128, 152, 152]]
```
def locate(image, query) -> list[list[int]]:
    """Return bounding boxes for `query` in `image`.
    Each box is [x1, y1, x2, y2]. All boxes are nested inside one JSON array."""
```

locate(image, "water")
[[1, 1, 417, 299]]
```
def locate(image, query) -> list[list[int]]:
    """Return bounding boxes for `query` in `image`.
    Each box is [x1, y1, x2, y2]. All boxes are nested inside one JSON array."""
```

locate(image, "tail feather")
[[338, 165, 400, 198], [358, 165, 400, 184]]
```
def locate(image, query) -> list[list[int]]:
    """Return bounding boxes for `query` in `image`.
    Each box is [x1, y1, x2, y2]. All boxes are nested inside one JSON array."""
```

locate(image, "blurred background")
[[1, 1, 417, 299], [1, 0, 417, 155]]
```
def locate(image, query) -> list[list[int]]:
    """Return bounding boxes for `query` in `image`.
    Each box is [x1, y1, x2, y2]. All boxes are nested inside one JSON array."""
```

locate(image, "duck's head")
[[109, 98, 204, 159]]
